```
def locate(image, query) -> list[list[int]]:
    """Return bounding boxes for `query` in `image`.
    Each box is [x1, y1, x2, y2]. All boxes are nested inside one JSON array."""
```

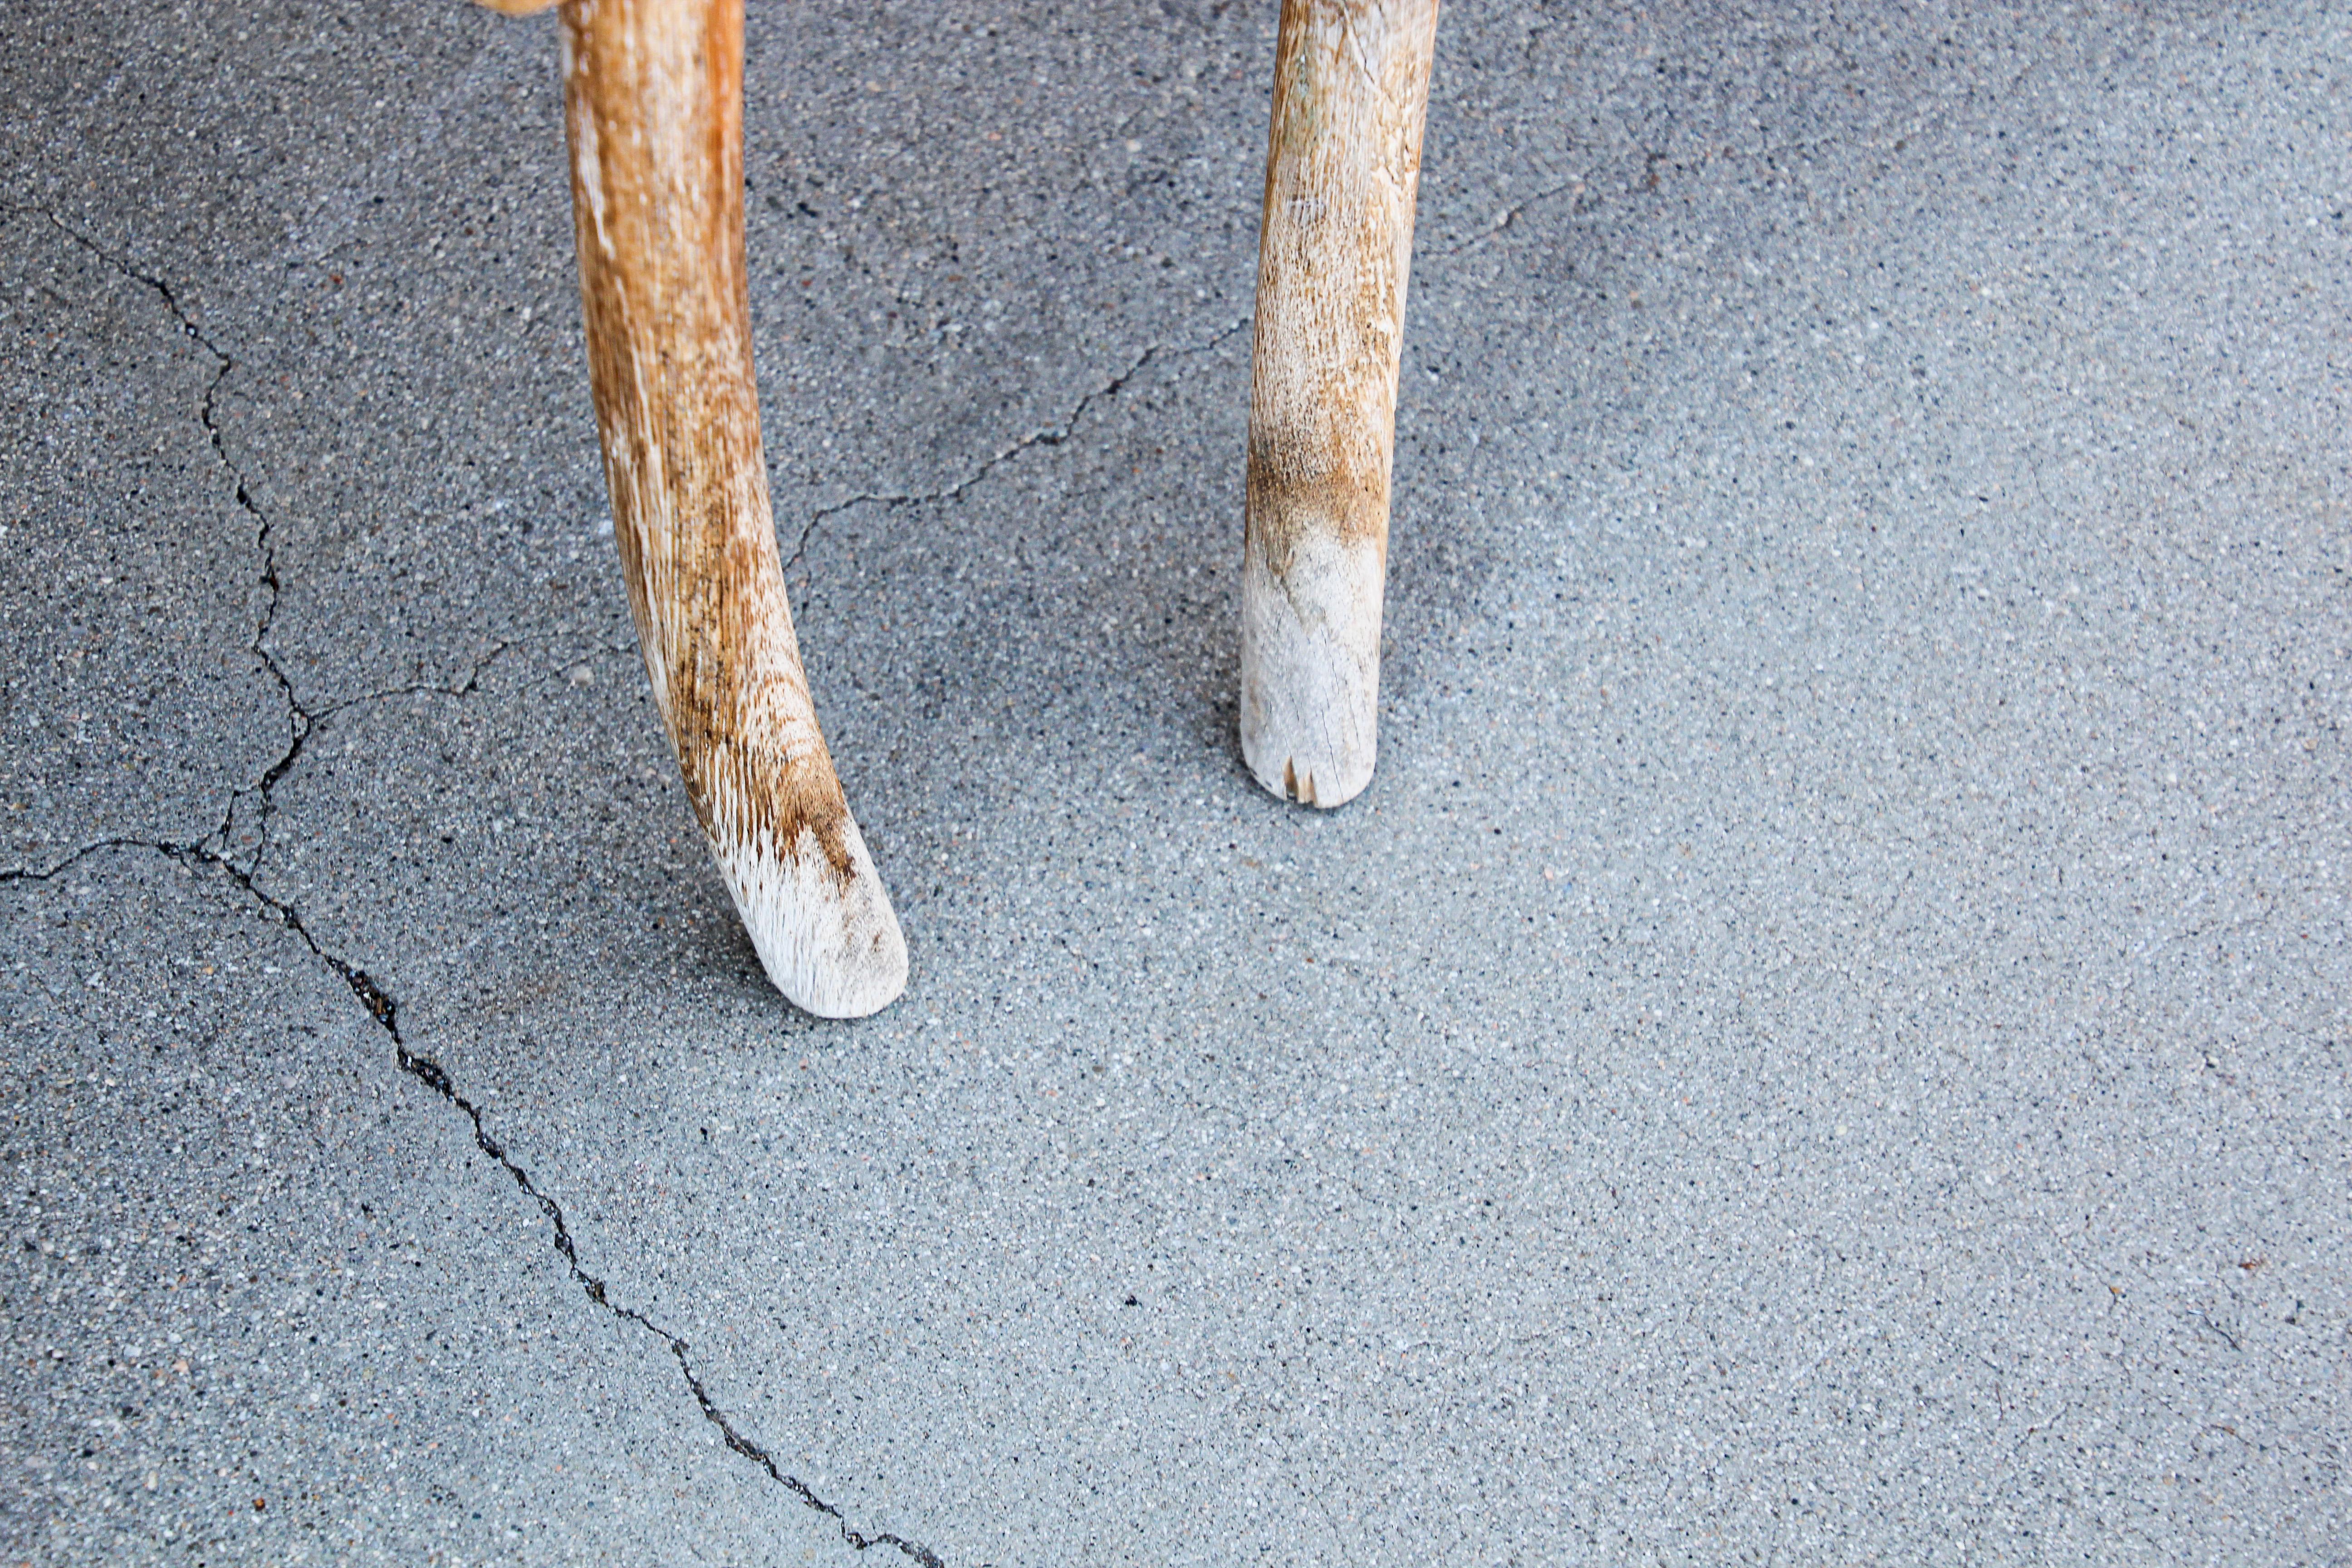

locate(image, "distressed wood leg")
[[1240, 0, 1439, 808], [554, 0, 906, 1017]]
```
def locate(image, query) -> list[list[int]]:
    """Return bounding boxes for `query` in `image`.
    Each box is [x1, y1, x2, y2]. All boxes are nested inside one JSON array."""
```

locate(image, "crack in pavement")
[[339, 943, 953, 1568], [785, 314, 1251, 582], [0, 637, 620, 885], [3, 201, 313, 883], [1443, 130, 1892, 258], [312, 636, 525, 719], [1447, 176, 1585, 255], [6, 833, 951, 1568], [312, 637, 650, 719], [0, 205, 632, 886], [2, 208, 951, 1563]]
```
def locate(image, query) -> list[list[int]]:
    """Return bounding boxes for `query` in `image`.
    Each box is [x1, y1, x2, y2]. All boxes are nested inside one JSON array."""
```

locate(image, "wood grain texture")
[[1240, 0, 1438, 808], [559, 0, 904, 1017]]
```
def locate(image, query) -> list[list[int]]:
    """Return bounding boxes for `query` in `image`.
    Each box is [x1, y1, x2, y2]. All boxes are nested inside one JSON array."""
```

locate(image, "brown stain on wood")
[[1246, 0, 1438, 582], [559, 0, 856, 884]]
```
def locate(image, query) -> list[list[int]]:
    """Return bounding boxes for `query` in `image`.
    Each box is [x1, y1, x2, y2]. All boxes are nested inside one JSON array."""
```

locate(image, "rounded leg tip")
[[713, 816, 910, 1020], [782, 920, 908, 1019]]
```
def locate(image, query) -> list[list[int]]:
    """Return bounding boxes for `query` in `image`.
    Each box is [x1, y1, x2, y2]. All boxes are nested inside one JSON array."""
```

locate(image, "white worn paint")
[[713, 811, 908, 1020], [1240, 527, 1384, 807]]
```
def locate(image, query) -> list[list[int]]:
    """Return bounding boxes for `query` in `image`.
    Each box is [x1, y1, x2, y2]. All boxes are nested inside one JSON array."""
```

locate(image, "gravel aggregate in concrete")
[[4, 2, 2347, 1563]]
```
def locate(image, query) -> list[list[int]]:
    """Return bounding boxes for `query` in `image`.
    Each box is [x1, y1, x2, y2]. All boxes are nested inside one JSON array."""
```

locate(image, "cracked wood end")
[[557, 0, 905, 1018], [1240, 0, 1438, 809]]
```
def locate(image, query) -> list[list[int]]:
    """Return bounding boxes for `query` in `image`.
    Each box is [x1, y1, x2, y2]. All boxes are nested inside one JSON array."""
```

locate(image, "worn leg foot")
[[557, 0, 906, 1017], [1240, 0, 1439, 808]]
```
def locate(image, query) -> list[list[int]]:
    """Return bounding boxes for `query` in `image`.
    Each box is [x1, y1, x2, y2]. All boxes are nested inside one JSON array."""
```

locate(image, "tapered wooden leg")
[[1240, 0, 1438, 808], [558, 0, 905, 1017]]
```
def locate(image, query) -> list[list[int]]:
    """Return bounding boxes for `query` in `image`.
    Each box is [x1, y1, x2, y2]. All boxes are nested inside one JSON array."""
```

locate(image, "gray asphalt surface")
[[4, 2, 2348, 1563]]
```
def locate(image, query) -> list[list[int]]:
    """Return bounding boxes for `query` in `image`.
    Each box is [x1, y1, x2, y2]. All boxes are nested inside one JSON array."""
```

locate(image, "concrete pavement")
[[4, 2, 2347, 1562]]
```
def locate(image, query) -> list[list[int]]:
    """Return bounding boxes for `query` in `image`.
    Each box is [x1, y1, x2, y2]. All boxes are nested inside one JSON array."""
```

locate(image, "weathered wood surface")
[[473, 0, 1441, 1013], [1240, 0, 1439, 808], [557, 0, 906, 1017]]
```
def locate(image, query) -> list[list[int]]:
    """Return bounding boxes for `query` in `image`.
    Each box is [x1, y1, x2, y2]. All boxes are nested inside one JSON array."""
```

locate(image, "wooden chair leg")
[[1240, 0, 1439, 808], [554, 0, 906, 1017]]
